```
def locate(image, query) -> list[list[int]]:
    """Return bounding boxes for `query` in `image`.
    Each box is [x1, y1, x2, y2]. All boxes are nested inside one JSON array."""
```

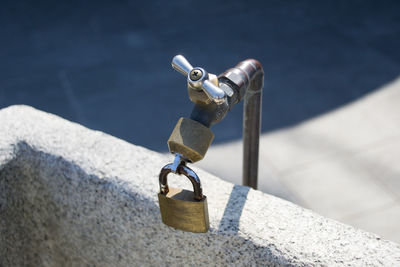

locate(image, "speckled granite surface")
[[1, 105, 399, 266]]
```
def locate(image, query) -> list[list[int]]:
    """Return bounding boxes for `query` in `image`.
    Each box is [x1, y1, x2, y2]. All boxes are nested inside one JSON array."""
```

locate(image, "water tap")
[[168, 54, 264, 188], [157, 54, 264, 233]]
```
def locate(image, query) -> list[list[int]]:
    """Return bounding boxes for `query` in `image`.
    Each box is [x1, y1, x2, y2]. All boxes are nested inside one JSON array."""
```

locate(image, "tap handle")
[[171, 55, 226, 104], [202, 80, 226, 104], [172, 55, 193, 76]]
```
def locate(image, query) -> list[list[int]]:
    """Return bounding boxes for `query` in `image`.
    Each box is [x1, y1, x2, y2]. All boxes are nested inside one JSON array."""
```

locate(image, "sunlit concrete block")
[[1, 105, 399, 266]]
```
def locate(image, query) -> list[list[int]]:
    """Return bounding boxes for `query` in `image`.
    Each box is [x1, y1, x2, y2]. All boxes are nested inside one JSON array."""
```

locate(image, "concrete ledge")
[[1, 105, 399, 266]]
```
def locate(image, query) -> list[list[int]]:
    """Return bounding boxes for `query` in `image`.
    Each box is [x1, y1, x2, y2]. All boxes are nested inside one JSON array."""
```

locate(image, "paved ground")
[[1, 1, 400, 242], [197, 76, 400, 243]]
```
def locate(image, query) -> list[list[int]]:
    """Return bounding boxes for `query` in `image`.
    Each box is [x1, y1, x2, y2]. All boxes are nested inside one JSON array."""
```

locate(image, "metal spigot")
[[157, 55, 264, 233], [170, 55, 264, 189]]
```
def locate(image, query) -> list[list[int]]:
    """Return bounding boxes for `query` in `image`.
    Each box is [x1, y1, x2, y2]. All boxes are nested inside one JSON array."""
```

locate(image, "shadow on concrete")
[[218, 185, 250, 234], [0, 141, 279, 265], [0, 0, 399, 151]]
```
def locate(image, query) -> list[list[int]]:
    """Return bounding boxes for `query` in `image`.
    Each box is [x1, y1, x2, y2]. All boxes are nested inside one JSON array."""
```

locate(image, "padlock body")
[[158, 187, 209, 233]]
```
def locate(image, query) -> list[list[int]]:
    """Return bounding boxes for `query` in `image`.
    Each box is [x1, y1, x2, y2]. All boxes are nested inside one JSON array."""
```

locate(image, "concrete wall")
[[1, 105, 399, 266]]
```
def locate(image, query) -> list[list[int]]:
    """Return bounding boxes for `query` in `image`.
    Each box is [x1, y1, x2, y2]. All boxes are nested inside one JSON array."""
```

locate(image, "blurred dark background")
[[1, 0, 399, 151]]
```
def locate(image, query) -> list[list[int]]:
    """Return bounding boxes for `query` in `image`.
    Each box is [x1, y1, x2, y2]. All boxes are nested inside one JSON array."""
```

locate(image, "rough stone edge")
[[0, 105, 399, 266]]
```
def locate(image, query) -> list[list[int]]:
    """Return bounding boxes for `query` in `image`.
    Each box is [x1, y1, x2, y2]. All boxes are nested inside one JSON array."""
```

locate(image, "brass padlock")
[[158, 163, 209, 233]]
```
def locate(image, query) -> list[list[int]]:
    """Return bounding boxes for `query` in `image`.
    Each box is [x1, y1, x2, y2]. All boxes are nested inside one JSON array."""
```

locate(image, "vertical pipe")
[[243, 77, 262, 189], [235, 60, 264, 189]]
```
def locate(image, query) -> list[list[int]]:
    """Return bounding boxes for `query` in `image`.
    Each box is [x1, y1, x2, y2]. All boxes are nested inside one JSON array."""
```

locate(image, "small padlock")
[[158, 163, 209, 233]]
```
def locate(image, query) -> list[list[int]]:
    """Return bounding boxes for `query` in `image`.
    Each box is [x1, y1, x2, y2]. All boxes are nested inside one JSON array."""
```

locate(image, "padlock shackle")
[[159, 163, 203, 201]]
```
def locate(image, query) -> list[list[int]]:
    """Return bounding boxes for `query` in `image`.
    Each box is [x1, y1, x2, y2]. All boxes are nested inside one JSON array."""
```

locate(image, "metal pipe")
[[221, 60, 264, 189], [243, 62, 263, 189]]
